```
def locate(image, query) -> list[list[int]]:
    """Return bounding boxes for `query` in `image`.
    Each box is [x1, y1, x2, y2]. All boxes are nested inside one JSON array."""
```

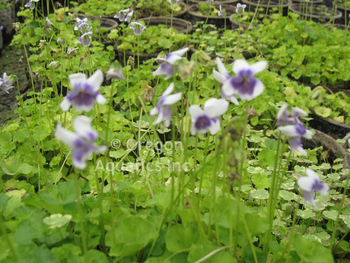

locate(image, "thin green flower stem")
[[265, 0, 271, 18], [162, 248, 192, 263], [197, 133, 210, 208], [168, 120, 177, 231], [278, 207, 297, 263], [23, 46, 37, 114], [137, 34, 140, 80], [330, 169, 350, 251], [194, 246, 230, 263], [264, 131, 282, 254], [334, 228, 350, 252], [104, 80, 116, 245], [0, 213, 17, 260], [241, 210, 258, 263], [228, 175, 233, 254], [248, 0, 261, 31], [138, 108, 143, 158], [38, 81, 48, 192], [171, 5, 174, 32], [74, 178, 88, 263], [273, 149, 291, 209]]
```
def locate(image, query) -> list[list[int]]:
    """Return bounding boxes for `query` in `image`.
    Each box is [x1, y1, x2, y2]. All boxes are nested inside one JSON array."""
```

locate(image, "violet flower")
[[189, 98, 229, 135], [129, 22, 146, 35], [60, 70, 106, 112], [55, 116, 107, 170], [297, 168, 330, 207], [276, 104, 307, 126], [43, 17, 53, 34], [114, 9, 133, 23], [0, 72, 14, 93], [74, 17, 88, 31], [236, 3, 247, 15], [106, 61, 125, 80], [24, 0, 39, 10], [213, 57, 239, 105], [150, 83, 182, 127], [0, 26, 3, 30], [168, 0, 179, 5], [76, 31, 92, 47], [218, 5, 224, 17], [153, 47, 189, 80], [222, 59, 267, 101]]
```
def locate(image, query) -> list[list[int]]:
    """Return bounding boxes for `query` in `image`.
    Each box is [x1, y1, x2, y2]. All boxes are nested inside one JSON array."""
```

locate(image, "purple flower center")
[[195, 115, 211, 130], [295, 122, 306, 136]]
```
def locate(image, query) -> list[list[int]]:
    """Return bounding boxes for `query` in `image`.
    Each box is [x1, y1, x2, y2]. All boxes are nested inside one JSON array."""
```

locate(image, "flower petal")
[[216, 57, 229, 77], [250, 61, 267, 75], [162, 82, 174, 97], [208, 118, 221, 135], [306, 168, 320, 180], [86, 70, 103, 92], [60, 97, 71, 111], [73, 116, 98, 141], [55, 123, 82, 148], [278, 125, 301, 137], [232, 59, 250, 75], [204, 98, 229, 118], [169, 47, 189, 58], [213, 69, 227, 84], [236, 78, 264, 101], [303, 191, 316, 207], [290, 137, 307, 156], [95, 93, 107, 104], [297, 176, 316, 192], [162, 92, 182, 105], [222, 78, 236, 96], [189, 105, 204, 122], [69, 73, 87, 89], [315, 182, 330, 195], [150, 107, 159, 116]]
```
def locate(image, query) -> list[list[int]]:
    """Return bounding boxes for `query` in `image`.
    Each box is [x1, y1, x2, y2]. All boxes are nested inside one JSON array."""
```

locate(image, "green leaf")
[[323, 210, 338, 221], [0, 193, 9, 213], [279, 190, 296, 201], [43, 214, 72, 229], [188, 245, 237, 263], [250, 189, 269, 199], [252, 174, 270, 189], [158, 38, 172, 49], [314, 106, 331, 118], [26, 21, 40, 28], [166, 225, 200, 252]]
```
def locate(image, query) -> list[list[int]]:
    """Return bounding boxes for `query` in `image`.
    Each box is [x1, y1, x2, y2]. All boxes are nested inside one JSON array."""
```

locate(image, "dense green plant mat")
[[134, 0, 183, 18], [1, 3, 350, 263], [72, 0, 136, 17]]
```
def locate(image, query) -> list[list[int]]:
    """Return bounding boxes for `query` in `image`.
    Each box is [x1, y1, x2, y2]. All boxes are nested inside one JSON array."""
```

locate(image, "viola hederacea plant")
[[24, 0, 39, 10], [297, 168, 330, 207], [189, 98, 229, 135], [153, 47, 189, 79], [55, 116, 107, 169], [150, 82, 182, 127], [1, 4, 348, 263], [0, 72, 14, 93], [60, 70, 106, 112]]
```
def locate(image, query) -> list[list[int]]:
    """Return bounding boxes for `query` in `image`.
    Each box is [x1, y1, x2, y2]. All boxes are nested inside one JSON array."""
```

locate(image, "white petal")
[[162, 82, 174, 97], [297, 177, 314, 192], [96, 145, 107, 153], [277, 104, 288, 120], [216, 57, 228, 76], [278, 125, 299, 137], [60, 97, 71, 111], [55, 123, 80, 148], [222, 79, 235, 96], [153, 65, 167, 76], [318, 183, 330, 195], [150, 107, 159, 116], [73, 157, 87, 170], [73, 116, 97, 141], [208, 119, 221, 135], [96, 94, 107, 104], [213, 69, 226, 84], [229, 95, 239, 105], [303, 130, 313, 139], [170, 47, 189, 58], [153, 110, 164, 125], [204, 98, 228, 118], [250, 61, 267, 75], [69, 73, 87, 89], [72, 103, 94, 112], [86, 70, 103, 92], [295, 145, 308, 156], [233, 59, 250, 75], [190, 123, 197, 136], [162, 93, 182, 105], [189, 105, 204, 121], [166, 54, 183, 65], [306, 168, 320, 180], [294, 107, 307, 116]]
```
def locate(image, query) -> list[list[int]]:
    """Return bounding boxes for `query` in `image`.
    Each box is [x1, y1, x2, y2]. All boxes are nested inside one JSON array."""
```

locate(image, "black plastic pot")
[[243, 0, 289, 16], [0, 0, 16, 45], [289, 3, 343, 23], [116, 49, 158, 68], [188, 4, 236, 28], [334, 1, 350, 25]]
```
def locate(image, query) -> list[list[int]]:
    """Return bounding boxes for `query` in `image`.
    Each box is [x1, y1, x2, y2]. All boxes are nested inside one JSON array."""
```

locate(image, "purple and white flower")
[[129, 22, 146, 35], [74, 17, 88, 31], [0, 26, 3, 30], [0, 72, 14, 93], [150, 83, 182, 127], [218, 5, 224, 17], [106, 61, 125, 80], [55, 116, 107, 170], [77, 22, 92, 34], [43, 17, 53, 34], [297, 168, 330, 207], [153, 47, 189, 80], [114, 9, 133, 23], [76, 31, 92, 47], [48, 61, 58, 69], [189, 98, 229, 135], [213, 57, 239, 105], [276, 104, 307, 126], [57, 38, 65, 45], [236, 3, 247, 15], [60, 70, 106, 112], [24, 0, 39, 10], [222, 59, 267, 101]]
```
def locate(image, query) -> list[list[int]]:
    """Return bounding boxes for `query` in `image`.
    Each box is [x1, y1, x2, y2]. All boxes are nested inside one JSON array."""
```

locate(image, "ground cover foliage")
[[1, 1, 350, 263]]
